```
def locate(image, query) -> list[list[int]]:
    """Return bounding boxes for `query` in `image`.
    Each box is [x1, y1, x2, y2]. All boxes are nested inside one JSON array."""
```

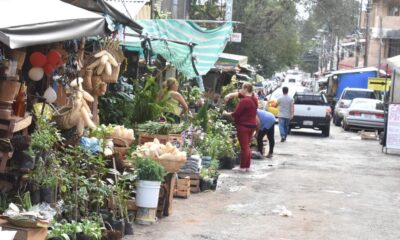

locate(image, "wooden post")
[[92, 95, 99, 125]]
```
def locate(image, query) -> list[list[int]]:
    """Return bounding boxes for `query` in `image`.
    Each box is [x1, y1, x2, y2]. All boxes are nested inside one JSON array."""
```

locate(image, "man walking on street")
[[256, 109, 276, 158], [276, 86, 294, 142]]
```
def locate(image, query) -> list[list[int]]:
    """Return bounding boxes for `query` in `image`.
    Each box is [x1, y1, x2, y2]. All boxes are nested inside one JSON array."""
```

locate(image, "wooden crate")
[[138, 133, 183, 148], [174, 177, 191, 198], [178, 172, 200, 193]]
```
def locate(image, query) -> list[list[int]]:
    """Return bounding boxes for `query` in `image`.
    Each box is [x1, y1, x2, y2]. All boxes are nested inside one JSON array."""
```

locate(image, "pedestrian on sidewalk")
[[256, 109, 275, 158], [276, 86, 294, 142], [224, 82, 258, 172]]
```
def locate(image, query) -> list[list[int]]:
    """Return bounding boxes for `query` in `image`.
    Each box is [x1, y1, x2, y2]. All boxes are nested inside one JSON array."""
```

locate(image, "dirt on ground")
[[127, 125, 400, 240]]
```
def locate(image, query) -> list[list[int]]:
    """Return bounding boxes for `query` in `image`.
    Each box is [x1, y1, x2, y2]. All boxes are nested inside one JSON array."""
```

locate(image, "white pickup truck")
[[289, 92, 332, 137]]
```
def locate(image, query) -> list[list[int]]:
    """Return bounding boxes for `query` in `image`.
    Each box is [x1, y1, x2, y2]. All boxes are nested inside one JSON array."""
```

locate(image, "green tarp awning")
[[121, 19, 233, 78]]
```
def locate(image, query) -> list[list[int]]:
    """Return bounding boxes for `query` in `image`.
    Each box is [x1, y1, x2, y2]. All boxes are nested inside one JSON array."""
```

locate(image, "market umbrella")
[[0, 0, 107, 49]]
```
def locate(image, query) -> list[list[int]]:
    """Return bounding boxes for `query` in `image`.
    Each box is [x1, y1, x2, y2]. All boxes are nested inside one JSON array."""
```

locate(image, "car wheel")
[[322, 126, 330, 137], [342, 121, 350, 131], [333, 115, 342, 126]]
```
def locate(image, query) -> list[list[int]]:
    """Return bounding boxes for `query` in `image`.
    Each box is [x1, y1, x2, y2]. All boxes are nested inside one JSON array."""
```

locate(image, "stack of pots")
[[0, 79, 21, 120]]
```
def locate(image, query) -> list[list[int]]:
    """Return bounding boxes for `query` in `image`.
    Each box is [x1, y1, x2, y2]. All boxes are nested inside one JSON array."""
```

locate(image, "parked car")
[[333, 88, 377, 126], [289, 92, 332, 137], [342, 98, 384, 131]]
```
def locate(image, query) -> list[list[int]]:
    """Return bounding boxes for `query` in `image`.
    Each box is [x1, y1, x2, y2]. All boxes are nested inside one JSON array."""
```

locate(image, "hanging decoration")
[[28, 67, 44, 81], [29, 52, 47, 67]]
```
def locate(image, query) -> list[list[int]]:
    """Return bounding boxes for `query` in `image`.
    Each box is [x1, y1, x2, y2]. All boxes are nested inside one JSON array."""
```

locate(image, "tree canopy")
[[188, 0, 361, 75]]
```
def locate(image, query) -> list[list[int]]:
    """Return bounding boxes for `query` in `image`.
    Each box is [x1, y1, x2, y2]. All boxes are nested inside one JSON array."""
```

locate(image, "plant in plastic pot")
[[134, 157, 166, 208], [78, 218, 103, 240], [200, 159, 220, 191]]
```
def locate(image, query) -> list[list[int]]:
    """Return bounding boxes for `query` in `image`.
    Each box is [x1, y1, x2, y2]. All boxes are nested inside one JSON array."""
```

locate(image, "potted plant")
[[47, 220, 80, 240], [200, 159, 220, 191], [77, 219, 103, 240], [134, 157, 166, 209]]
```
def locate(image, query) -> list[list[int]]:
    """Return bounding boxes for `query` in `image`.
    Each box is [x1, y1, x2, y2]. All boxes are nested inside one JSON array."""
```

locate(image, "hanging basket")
[[9, 49, 26, 70], [0, 80, 21, 102], [52, 106, 79, 130], [101, 63, 121, 83]]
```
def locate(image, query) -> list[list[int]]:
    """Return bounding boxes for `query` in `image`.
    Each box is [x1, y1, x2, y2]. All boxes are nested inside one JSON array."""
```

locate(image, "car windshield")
[[288, 79, 296, 83], [294, 94, 326, 105], [342, 91, 376, 100]]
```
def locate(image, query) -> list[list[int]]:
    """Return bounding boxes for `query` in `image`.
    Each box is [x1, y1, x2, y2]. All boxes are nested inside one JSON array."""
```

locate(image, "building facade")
[[367, 0, 400, 69]]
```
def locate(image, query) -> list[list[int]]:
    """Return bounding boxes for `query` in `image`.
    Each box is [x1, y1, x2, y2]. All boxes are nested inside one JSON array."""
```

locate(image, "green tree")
[[225, 0, 302, 76], [298, 0, 361, 72]]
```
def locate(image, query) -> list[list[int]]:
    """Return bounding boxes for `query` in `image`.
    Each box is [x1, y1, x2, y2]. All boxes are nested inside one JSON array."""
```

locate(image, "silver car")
[[333, 88, 377, 126], [342, 98, 384, 131]]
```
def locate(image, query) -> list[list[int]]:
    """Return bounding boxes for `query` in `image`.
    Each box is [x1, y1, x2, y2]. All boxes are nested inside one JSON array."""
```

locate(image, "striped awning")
[[122, 19, 233, 78]]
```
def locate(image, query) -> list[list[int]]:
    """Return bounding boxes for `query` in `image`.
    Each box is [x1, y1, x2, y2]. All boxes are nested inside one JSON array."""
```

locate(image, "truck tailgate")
[[294, 105, 327, 117]]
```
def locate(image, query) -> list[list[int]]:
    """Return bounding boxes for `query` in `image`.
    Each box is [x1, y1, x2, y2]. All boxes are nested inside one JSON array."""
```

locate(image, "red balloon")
[[47, 50, 61, 66], [43, 64, 54, 75], [29, 52, 47, 67]]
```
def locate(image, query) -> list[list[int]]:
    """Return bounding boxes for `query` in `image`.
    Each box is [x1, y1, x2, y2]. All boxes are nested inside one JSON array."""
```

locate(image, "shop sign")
[[368, 77, 391, 91], [230, 33, 242, 43]]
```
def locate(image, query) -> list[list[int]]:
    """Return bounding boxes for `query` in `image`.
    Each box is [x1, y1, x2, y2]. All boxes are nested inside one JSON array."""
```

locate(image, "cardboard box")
[[0, 219, 48, 240]]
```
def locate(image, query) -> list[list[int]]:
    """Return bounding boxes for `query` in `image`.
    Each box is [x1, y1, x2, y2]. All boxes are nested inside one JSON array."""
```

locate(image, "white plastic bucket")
[[136, 180, 161, 208]]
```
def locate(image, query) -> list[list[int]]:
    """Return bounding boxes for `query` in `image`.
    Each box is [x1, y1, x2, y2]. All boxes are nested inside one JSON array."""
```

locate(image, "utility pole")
[[336, 36, 340, 70], [364, 0, 372, 67], [172, 0, 178, 19], [378, 16, 383, 72], [355, 0, 363, 67]]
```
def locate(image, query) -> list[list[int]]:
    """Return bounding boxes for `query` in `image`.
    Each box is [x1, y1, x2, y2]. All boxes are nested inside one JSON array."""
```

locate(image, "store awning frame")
[[0, 0, 107, 49], [62, 0, 144, 33]]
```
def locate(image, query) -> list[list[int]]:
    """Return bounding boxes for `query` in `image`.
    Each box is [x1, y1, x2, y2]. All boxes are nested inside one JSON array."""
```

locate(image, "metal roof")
[[331, 67, 378, 75]]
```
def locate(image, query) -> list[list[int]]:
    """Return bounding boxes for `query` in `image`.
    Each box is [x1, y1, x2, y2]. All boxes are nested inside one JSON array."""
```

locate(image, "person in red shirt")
[[224, 82, 258, 172]]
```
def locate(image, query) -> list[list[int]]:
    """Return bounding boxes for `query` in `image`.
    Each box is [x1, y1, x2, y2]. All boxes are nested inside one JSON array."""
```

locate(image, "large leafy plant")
[[99, 77, 135, 128], [27, 117, 61, 157], [131, 76, 168, 124], [134, 157, 166, 182]]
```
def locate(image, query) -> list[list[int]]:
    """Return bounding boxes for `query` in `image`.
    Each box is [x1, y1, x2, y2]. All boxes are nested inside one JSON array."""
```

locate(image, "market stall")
[[0, 1, 241, 238]]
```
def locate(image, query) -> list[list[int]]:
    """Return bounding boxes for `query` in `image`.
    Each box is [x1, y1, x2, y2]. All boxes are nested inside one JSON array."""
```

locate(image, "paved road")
[[129, 124, 400, 240]]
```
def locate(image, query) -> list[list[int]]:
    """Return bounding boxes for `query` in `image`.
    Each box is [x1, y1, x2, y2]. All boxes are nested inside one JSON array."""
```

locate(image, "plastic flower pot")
[[30, 189, 41, 205], [77, 233, 91, 240], [111, 218, 125, 237], [124, 219, 134, 235], [40, 187, 55, 204]]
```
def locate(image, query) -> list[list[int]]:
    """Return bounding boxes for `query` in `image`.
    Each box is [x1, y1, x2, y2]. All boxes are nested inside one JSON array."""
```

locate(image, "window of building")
[[389, 5, 400, 16], [388, 39, 400, 57]]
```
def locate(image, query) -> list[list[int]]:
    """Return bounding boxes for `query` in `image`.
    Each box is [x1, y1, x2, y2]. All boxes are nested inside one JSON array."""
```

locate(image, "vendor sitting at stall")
[[160, 78, 189, 123]]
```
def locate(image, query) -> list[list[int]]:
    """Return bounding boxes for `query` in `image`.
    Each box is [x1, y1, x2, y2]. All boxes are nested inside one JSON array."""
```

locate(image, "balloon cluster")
[[28, 50, 63, 81]]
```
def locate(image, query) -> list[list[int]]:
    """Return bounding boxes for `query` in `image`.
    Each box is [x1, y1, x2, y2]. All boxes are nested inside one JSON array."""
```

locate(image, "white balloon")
[[28, 67, 44, 81], [43, 86, 57, 103]]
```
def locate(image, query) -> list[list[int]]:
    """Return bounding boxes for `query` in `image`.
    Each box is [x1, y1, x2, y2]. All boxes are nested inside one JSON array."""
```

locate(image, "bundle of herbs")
[[136, 121, 187, 135]]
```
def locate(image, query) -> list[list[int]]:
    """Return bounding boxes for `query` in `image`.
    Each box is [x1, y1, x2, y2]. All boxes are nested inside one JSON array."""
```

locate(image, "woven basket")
[[0, 80, 21, 102], [156, 156, 187, 173], [52, 106, 79, 130], [101, 63, 121, 83], [114, 146, 129, 158], [9, 49, 26, 70]]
